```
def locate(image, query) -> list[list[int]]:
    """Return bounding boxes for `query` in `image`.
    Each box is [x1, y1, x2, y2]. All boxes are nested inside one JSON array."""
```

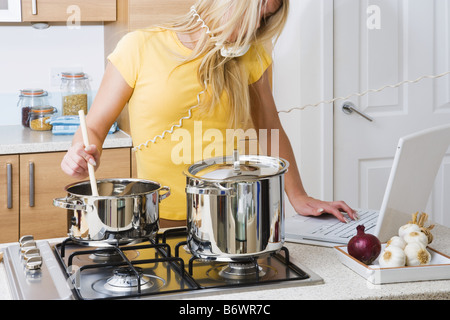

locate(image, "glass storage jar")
[[60, 72, 90, 116], [29, 106, 57, 131], [17, 89, 49, 127]]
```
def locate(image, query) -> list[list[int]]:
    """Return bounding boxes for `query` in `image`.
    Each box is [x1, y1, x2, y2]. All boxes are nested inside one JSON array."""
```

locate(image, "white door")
[[334, 0, 450, 226], [273, 0, 335, 218]]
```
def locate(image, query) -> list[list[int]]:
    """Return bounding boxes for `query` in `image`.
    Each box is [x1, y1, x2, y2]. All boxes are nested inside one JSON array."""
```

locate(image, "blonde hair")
[[163, 0, 289, 128]]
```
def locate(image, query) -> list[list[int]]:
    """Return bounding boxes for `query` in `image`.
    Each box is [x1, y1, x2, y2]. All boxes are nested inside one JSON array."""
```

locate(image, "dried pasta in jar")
[[29, 107, 56, 131]]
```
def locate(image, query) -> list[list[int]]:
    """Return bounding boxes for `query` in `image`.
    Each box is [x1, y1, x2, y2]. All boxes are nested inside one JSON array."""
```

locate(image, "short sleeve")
[[107, 31, 144, 88], [240, 43, 273, 85]]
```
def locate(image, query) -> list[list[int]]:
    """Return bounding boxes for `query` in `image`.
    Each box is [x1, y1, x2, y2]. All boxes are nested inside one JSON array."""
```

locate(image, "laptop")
[[285, 123, 450, 247]]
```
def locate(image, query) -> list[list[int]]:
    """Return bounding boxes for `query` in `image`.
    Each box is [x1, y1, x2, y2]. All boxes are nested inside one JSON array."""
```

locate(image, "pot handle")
[[53, 197, 87, 211], [159, 186, 171, 202], [185, 184, 235, 196]]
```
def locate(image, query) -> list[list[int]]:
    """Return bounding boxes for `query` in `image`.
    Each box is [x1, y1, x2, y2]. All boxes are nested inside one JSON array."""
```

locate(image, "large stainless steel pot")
[[53, 179, 170, 247], [184, 155, 289, 262]]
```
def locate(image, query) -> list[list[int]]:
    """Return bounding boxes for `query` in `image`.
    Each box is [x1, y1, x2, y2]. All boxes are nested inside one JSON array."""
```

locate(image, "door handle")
[[32, 0, 37, 15], [29, 162, 35, 207], [7, 163, 12, 209], [342, 102, 374, 122]]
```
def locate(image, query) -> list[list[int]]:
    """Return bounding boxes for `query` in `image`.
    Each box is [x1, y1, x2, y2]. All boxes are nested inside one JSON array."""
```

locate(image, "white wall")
[[273, 0, 333, 215], [0, 24, 105, 126]]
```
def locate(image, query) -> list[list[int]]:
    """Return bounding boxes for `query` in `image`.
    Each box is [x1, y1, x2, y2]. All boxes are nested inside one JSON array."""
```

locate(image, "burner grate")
[[54, 237, 198, 300], [157, 228, 311, 290], [53, 227, 315, 299]]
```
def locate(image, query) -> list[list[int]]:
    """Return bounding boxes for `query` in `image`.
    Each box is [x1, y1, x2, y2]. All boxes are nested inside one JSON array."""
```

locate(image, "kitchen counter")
[[0, 125, 132, 154], [1, 224, 449, 300], [198, 224, 450, 300]]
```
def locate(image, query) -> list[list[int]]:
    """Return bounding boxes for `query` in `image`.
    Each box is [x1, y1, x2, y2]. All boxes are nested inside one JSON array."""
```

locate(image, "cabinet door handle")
[[32, 0, 37, 15], [29, 162, 35, 207], [7, 163, 12, 209]]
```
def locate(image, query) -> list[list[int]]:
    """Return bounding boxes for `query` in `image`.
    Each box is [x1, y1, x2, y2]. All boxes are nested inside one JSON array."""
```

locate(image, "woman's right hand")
[[60, 62, 133, 180], [61, 142, 101, 179]]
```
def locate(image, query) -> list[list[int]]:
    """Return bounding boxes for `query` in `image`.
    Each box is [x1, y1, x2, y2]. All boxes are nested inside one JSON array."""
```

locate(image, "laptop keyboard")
[[311, 209, 378, 239]]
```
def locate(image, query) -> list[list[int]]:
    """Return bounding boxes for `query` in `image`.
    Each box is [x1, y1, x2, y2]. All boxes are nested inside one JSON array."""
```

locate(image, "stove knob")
[[20, 241, 37, 254], [19, 235, 34, 246], [22, 248, 41, 262], [25, 256, 43, 270]]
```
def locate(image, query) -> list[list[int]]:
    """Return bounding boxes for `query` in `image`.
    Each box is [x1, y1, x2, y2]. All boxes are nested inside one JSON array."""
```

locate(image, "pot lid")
[[185, 155, 289, 181]]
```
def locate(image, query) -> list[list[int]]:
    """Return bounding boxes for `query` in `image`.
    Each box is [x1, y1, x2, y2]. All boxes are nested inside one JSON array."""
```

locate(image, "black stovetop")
[[53, 227, 319, 300]]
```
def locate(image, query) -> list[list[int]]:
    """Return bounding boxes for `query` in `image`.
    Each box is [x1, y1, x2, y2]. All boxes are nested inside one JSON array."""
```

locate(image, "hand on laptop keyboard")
[[290, 195, 358, 223], [311, 210, 377, 238]]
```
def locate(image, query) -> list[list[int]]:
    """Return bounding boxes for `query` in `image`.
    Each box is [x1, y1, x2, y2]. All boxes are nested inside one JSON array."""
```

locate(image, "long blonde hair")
[[164, 0, 289, 128]]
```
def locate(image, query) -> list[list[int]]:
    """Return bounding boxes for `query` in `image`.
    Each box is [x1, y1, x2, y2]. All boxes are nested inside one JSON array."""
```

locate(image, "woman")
[[61, 0, 357, 228]]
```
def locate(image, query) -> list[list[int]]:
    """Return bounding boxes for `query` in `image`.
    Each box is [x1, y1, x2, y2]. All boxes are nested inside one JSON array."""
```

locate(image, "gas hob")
[[3, 228, 323, 300]]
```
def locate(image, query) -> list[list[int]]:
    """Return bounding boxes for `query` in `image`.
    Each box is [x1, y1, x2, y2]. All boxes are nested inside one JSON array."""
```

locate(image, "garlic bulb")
[[404, 243, 431, 266], [404, 231, 428, 247], [378, 246, 406, 268], [398, 223, 421, 238], [386, 236, 406, 249], [400, 212, 435, 244]]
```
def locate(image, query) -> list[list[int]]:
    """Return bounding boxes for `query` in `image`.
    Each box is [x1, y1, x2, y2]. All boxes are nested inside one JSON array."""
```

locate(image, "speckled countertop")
[[1, 224, 449, 300], [197, 224, 450, 300], [0, 126, 448, 300], [0, 125, 132, 154]]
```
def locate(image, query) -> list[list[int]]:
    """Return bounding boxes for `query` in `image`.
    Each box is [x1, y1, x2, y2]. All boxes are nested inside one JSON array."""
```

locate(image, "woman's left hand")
[[291, 195, 358, 223]]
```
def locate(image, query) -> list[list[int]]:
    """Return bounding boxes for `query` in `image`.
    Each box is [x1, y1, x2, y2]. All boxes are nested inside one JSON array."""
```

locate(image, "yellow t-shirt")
[[108, 28, 272, 221]]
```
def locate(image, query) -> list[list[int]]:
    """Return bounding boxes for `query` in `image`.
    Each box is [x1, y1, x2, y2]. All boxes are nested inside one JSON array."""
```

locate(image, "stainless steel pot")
[[53, 179, 170, 247], [184, 155, 289, 262]]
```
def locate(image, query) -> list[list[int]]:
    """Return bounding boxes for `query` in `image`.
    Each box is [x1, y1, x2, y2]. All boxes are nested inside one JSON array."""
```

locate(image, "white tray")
[[334, 244, 450, 284]]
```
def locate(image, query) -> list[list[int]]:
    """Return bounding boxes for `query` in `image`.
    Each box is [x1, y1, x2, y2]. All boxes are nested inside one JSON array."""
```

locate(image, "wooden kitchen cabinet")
[[21, 0, 116, 22], [0, 148, 131, 243], [0, 155, 20, 244]]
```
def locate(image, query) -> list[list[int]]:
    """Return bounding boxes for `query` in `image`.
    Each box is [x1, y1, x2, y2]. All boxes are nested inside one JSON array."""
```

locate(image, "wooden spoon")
[[78, 110, 99, 196]]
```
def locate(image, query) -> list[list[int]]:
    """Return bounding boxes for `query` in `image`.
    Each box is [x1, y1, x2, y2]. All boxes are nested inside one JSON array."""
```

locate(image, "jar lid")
[[61, 72, 86, 80], [184, 155, 289, 181], [20, 89, 48, 97], [30, 106, 56, 114]]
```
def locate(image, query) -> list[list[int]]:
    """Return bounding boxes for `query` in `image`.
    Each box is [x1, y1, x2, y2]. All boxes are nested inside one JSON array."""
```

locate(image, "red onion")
[[347, 225, 381, 265]]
